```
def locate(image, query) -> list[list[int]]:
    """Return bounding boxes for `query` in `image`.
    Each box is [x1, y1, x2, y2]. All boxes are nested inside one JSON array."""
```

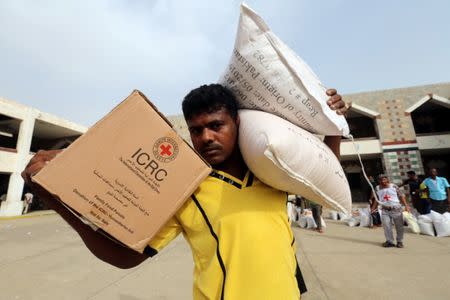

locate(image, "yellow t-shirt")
[[419, 182, 428, 199], [148, 170, 304, 300]]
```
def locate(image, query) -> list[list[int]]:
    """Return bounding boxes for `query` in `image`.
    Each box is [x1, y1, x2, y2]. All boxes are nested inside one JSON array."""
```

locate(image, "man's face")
[[186, 108, 239, 166], [380, 177, 389, 186], [407, 173, 416, 180], [431, 168, 438, 177]]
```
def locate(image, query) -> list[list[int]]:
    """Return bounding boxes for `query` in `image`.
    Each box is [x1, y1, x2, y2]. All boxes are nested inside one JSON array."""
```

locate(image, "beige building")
[[168, 82, 450, 203], [341, 82, 450, 202], [0, 97, 86, 217]]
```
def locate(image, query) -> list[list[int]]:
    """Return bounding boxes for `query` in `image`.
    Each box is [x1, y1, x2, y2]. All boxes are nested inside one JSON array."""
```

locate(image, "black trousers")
[[430, 199, 449, 214], [311, 205, 322, 229], [371, 211, 382, 225]]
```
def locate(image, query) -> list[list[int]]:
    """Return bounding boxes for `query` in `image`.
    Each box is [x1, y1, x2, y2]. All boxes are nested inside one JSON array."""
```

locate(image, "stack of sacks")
[[346, 210, 361, 227], [338, 212, 351, 222], [429, 211, 450, 238], [328, 210, 339, 221], [402, 211, 420, 234], [297, 209, 314, 229], [417, 214, 435, 236], [296, 209, 326, 230], [418, 211, 450, 237], [358, 207, 372, 227], [220, 4, 352, 215]]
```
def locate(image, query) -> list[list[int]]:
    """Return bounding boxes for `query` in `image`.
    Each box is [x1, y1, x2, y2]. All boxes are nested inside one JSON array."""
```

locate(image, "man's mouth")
[[202, 146, 222, 156]]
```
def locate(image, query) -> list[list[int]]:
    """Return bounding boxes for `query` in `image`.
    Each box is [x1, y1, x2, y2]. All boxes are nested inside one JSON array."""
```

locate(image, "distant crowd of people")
[[367, 168, 449, 248], [288, 168, 449, 249]]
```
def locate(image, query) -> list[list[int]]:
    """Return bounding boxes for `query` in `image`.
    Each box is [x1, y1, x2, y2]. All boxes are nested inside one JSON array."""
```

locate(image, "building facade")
[[341, 82, 450, 202], [168, 82, 450, 203], [0, 97, 86, 216]]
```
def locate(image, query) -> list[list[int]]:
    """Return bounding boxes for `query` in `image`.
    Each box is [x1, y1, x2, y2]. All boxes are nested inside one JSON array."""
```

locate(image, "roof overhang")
[[349, 103, 380, 118], [405, 94, 450, 113]]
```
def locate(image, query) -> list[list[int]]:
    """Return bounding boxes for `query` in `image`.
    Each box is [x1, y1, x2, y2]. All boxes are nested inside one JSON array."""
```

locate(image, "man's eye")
[[211, 123, 222, 130], [189, 128, 201, 135]]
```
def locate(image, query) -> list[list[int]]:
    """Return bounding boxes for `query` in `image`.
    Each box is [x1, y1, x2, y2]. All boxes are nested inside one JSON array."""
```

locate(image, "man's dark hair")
[[417, 174, 425, 180], [407, 170, 416, 175], [182, 84, 239, 121]]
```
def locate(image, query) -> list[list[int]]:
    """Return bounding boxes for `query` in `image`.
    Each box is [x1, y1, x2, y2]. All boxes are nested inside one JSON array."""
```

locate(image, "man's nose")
[[201, 129, 214, 144]]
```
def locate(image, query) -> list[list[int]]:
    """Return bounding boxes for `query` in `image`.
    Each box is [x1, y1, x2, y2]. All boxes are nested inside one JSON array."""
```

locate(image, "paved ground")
[[1, 212, 449, 300]]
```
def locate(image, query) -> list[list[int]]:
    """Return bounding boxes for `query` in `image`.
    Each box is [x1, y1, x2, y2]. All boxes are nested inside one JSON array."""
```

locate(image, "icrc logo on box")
[[152, 137, 179, 163]]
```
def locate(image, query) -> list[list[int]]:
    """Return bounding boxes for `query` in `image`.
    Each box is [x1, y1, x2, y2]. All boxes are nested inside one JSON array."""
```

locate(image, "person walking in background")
[[373, 174, 410, 248], [401, 170, 420, 213], [423, 168, 450, 213], [368, 197, 382, 228], [367, 175, 382, 227], [22, 192, 34, 214], [417, 175, 431, 214], [308, 201, 324, 233]]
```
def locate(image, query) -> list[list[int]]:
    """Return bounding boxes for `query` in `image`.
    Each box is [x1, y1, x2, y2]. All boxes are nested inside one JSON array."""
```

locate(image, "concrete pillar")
[[0, 111, 35, 217], [0, 173, 25, 216]]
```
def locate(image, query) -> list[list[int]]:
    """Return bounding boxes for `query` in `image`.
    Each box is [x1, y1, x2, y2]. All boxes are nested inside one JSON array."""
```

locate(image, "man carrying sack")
[[22, 84, 349, 299]]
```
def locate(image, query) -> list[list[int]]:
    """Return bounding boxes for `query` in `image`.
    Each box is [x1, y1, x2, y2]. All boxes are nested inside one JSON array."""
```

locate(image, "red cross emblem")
[[160, 144, 172, 156], [153, 137, 179, 163], [383, 194, 391, 201]]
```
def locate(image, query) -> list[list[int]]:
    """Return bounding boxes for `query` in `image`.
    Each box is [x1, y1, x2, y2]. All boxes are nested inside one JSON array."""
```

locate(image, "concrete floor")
[[1, 213, 449, 300]]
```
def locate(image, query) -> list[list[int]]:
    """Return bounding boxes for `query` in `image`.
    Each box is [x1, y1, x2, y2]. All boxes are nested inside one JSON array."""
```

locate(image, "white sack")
[[347, 216, 360, 227], [418, 214, 433, 223], [358, 208, 371, 227], [339, 212, 351, 221], [402, 211, 420, 234], [219, 3, 349, 136], [443, 212, 450, 221], [287, 202, 299, 223], [321, 217, 327, 228], [434, 220, 450, 237], [238, 109, 352, 214], [306, 215, 317, 229], [429, 210, 445, 223], [418, 220, 435, 236], [329, 211, 338, 220], [297, 215, 308, 228]]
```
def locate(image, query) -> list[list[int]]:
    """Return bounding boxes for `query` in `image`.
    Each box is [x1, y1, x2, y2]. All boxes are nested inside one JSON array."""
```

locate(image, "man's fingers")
[[326, 88, 337, 96], [22, 161, 46, 183], [27, 150, 59, 167], [336, 101, 352, 116], [22, 149, 62, 184], [327, 94, 345, 111]]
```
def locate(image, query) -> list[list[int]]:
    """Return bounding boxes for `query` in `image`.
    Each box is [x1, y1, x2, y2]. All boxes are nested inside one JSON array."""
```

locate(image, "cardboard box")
[[33, 90, 211, 253]]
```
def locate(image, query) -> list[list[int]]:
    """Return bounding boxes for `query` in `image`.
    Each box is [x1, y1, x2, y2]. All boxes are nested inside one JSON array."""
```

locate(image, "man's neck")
[[213, 149, 247, 180], [431, 175, 437, 180]]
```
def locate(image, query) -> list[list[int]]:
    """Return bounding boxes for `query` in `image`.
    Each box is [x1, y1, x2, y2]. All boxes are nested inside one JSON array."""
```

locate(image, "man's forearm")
[[324, 136, 341, 160], [400, 196, 409, 209]]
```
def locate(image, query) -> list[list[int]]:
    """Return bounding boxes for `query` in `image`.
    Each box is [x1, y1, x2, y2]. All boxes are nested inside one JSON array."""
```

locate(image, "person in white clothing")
[[370, 174, 410, 248], [22, 192, 34, 214]]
